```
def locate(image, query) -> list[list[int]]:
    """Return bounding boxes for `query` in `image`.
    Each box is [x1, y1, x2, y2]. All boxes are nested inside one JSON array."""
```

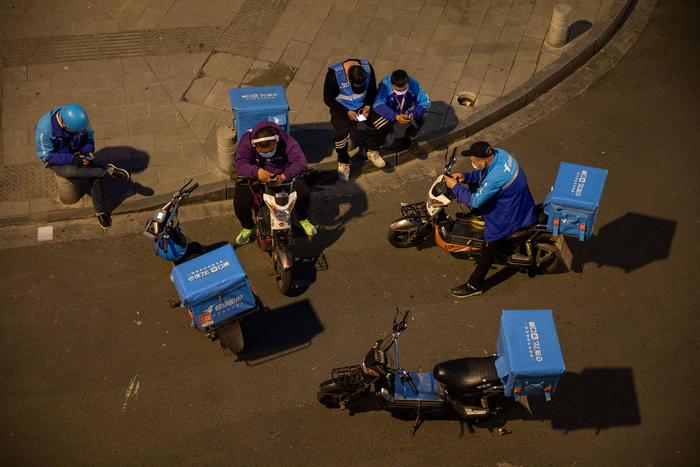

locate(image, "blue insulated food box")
[[545, 162, 608, 241], [229, 85, 289, 137], [495, 310, 565, 400], [171, 244, 256, 331]]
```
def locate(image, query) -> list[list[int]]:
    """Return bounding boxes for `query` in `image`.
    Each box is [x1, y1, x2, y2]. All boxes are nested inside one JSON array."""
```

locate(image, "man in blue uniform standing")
[[35, 103, 130, 229], [444, 141, 537, 297]]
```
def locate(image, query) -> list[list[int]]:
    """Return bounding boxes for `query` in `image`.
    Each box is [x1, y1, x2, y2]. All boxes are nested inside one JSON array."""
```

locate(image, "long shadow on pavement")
[[96, 146, 154, 213], [569, 212, 677, 272]]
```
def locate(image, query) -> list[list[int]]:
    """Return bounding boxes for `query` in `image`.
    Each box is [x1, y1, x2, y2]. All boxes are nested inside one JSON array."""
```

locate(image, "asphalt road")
[[1, 1, 699, 465]]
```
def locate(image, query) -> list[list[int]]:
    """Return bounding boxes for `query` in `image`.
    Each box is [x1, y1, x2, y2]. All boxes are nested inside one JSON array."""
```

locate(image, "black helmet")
[[464, 141, 493, 158]]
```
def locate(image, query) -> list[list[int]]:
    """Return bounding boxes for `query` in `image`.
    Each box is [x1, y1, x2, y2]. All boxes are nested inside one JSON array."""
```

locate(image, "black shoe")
[[450, 282, 483, 298], [96, 212, 112, 230], [106, 164, 130, 181]]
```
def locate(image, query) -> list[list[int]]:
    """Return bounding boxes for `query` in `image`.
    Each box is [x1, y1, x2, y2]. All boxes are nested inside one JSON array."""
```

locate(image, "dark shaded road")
[[1, 1, 699, 465]]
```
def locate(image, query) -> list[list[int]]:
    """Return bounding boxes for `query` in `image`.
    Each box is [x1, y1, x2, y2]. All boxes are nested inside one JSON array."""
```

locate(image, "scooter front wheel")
[[274, 258, 294, 295], [388, 229, 423, 248], [317, 379, 345, 408]]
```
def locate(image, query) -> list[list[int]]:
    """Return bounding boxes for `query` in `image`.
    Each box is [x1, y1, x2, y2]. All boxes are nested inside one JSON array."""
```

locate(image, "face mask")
[[394, 88, 408, 96], [258, 148, 276, 159]]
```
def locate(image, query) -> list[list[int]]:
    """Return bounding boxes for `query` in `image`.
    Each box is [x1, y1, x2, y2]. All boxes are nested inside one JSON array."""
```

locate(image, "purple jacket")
[[234, 121, 308, 181]]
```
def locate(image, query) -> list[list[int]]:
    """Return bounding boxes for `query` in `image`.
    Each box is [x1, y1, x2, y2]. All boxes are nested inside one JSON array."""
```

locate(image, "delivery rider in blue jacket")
[[444, 141, 537, 297], [35, 103, 130, 230], [323, 58, 379, 181], [367, 69, 430, 160]]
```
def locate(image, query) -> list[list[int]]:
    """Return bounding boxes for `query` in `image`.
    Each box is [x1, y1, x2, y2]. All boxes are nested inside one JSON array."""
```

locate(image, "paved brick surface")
[[0, 0, 612, 220]]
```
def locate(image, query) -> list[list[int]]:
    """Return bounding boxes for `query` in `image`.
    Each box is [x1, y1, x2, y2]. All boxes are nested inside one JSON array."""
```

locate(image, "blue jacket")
[[451, 148, 537, 242], [35, 106, 95, 165], [330, 59, 372, 111], [373, 73, 430, 122]]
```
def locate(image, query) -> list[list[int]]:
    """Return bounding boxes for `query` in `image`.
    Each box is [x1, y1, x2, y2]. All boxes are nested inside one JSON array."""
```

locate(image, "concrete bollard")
[[55, 174, 88, 205], [216, 126, 237, 178], [546, 3, 573, 48]]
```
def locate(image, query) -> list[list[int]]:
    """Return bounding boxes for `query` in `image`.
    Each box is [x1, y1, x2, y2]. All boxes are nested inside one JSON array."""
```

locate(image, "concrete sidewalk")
[[0, 0, 618, 225]]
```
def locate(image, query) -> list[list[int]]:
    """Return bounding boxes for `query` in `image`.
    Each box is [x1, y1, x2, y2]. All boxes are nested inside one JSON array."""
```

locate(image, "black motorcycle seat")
[[503, 225, 533, 242], [433, 356, 500, 394]]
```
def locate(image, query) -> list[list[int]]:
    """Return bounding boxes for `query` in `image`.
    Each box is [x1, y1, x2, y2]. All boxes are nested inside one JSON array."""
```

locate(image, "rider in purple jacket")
[[233, 121, 317, 245]]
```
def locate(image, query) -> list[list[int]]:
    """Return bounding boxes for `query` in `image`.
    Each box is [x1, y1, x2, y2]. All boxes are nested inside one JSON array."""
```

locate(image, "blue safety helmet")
[[58, 103, 90, 133]]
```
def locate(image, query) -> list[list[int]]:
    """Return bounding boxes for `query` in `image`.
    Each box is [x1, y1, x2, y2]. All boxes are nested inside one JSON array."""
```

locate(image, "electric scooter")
[[318, 309, 564, 435], [243, 173, 307, 295], [144, 179, 199, 263], [387, 148, 572, 274]]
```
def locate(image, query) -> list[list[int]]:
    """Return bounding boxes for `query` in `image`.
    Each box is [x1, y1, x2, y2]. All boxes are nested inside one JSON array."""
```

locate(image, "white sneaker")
[[366, 150, 386, 168], [338, 162, 350, 182]]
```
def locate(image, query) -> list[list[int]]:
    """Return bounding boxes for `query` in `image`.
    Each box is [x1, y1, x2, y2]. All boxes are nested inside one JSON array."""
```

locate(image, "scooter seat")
[[433, 356, 500, 394]]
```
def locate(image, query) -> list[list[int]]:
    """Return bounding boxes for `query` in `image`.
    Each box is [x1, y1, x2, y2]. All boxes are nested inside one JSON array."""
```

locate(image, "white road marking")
[[121, 375, 140, 413]]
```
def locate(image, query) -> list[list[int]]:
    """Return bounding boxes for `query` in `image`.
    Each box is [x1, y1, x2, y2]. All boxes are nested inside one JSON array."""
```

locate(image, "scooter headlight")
[[155, 209, 167, 222]]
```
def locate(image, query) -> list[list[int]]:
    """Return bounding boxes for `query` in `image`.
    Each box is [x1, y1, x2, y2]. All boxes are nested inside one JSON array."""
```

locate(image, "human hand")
[[361, 106, 370, 117], [257, 168, 274, 183], [396, 114, 411, 124], [444, 174, 458, 189], [348, 110, 358, 121], [268, 173, 286, 186], [452, 173, 465, 183]]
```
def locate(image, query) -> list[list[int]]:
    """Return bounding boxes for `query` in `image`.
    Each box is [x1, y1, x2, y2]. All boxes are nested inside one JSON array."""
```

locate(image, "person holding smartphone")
[[232, 121, 316, 246], [367, 69, 431, 160], [323, 58, 380, 181], [35, 103, 130, 230]]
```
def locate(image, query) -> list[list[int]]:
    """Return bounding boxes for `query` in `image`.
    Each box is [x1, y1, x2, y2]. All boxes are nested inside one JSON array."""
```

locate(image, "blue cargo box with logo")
[[170, 244, 257, 332], [229, 85, 289, 138], [544, 161, 608, 241], [495, 309, 565, 401]]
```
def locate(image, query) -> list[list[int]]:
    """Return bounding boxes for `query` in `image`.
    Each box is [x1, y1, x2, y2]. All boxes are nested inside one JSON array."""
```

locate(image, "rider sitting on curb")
[[35, 103, 130, 230], [444, 141, 537, 298], [233, 121, 317, 246]]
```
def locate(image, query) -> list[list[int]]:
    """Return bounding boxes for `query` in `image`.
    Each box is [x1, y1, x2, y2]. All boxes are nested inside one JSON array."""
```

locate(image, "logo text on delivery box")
[[187, 260, 231, 281], [524, 321, 544, 362], [569, 169, 588, 197]]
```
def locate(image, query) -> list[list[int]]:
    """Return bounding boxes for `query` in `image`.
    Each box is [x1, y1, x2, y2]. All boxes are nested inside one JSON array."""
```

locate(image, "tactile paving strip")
[[0, 163, 55, 202], [0, 0, 287, 65]]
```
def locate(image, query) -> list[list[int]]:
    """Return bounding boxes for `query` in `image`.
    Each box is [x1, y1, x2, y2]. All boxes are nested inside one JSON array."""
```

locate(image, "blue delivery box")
[[170, 244, 257, 332], [544, 162, 608, 241], [229, 85, 289, 138], [495, 310, 565, 401]]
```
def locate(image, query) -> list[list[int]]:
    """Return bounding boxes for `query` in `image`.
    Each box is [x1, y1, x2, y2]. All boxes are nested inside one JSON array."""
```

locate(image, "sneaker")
[[96, 212, 112, 230], [338, 162, 350, 182], [106, 164, 130, 181], [235, 228, 255, 246], [366, 150, 386, 168], [449, 282, 483, 298], [299, 219, 317, 237]]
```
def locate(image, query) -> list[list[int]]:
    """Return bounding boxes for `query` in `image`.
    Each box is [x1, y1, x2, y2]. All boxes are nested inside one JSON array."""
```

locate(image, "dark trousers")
[[330, 110, 357, 164], [468, 239, 504, 290], [366, 110, 425, 151], [49, 164, 107, 213], [233, 178, 311, 229]]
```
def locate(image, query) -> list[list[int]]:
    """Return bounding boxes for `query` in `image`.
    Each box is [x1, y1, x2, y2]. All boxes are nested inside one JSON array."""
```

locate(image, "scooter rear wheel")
[[388, 229, 422, 248], [534, 242, 562, 274]]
